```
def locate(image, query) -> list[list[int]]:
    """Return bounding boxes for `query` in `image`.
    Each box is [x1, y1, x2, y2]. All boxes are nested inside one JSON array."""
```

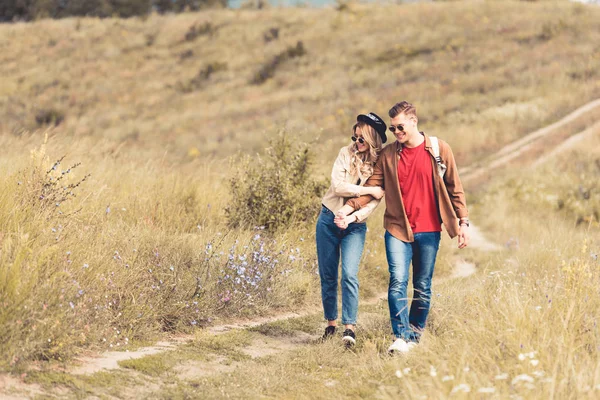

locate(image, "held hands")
[[334, 212, 356, 230]]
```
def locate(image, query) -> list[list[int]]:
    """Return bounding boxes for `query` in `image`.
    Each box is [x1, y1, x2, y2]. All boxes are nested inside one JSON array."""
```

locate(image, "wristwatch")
[[459, 219, 470, 227]]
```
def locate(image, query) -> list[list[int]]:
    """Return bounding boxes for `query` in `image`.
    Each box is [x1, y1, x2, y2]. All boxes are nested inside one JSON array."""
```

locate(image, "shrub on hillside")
[[35, 109, 65, 127], [176, 62, 227, 92], [226, 133, 327, 232], [263, 27, 279, 43], [251, 41, 306, 85], [184, 22, 215, 42]]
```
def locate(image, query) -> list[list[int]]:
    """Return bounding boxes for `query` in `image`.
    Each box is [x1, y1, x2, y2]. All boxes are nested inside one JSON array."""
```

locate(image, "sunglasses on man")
[[388, 124, 405, 133], [351, 136, 366, 144]]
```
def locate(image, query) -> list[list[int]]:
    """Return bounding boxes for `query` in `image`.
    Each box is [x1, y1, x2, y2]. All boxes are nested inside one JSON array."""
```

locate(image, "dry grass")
[[0, 0, 599, 387], [99, 132, 600, 399], [0, 2, 599, 165]]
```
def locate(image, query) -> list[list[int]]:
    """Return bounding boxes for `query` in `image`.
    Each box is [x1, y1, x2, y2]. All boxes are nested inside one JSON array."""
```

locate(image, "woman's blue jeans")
[[385, 230, 441, 342], [316, 205, 367, 325]]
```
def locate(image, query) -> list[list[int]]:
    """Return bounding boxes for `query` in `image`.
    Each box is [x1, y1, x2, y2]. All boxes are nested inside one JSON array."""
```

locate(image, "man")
[[334, 101, 470, 353]]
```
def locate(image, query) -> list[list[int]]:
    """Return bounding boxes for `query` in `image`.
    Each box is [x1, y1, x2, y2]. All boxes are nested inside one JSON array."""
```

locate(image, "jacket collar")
[[395, 132, 430, 153]]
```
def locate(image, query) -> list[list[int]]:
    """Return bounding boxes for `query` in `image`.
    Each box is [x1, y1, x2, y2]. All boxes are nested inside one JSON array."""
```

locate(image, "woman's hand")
[[334, 213, 357, 230]]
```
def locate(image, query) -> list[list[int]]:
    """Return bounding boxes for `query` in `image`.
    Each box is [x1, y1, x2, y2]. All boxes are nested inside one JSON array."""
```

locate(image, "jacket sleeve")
[[353, 198, 381, 222], [330, 148, 363, 198], [441, 141, 468, 219], [346, 153, 385, 210]]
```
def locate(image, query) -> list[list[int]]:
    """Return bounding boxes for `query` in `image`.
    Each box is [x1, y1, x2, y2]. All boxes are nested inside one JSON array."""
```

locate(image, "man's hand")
[[457, 225, 470, 249], [368, 186, 385, 200]]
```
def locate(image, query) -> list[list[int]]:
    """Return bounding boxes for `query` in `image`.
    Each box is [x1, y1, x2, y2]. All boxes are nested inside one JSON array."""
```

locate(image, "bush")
[[263, 27, 279, 43], [251, 41, 306, 85], [35, 109, 65, 127], [226, 133, 327, 232], [184, 22, 215, 42], [176, 62, 227, 93]]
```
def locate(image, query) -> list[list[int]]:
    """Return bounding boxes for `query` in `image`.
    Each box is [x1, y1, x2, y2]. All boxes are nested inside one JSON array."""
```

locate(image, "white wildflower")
[[511, 374, 534, 385], [530, 359, 539, 367], [450, 384, 471, 394], [395, 370, 403, 378], [442, 375, 454, 382], [495, 373, 509, 380], [477, 387, 496, 394], [429, 365, 437, 377]]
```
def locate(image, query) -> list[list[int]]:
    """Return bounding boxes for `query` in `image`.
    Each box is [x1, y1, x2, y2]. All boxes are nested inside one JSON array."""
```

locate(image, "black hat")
[[357, 112, 387, 143]]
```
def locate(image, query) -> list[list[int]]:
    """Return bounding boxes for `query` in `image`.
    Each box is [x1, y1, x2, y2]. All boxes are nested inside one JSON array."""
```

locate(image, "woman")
[[316, 112, 387, 346]]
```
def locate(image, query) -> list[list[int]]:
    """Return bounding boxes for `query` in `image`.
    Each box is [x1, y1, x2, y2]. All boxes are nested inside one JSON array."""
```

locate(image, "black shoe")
[[342, 329, 356, 346], [321, 326, 336, 341]]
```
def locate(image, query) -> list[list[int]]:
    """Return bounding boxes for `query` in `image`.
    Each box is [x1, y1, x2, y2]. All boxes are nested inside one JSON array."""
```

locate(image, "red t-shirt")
[[397, 141, 442, 233]]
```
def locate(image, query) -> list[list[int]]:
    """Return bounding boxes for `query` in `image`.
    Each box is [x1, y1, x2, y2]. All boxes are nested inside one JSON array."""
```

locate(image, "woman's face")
[[354, 128, 370, 153]]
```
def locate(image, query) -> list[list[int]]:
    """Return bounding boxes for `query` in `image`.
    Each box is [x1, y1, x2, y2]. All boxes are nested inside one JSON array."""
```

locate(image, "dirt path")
[[460, 98, 600, 185], [2, 98, 599, 399], [532, 120, 600, 168]]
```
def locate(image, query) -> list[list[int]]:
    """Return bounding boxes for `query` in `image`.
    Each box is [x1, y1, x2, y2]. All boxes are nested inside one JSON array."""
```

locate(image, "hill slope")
[[1, 1, 599, 165]]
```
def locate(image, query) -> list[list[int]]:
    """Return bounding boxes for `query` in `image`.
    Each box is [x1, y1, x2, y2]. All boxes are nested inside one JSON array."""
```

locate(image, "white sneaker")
[[388, 338, 409, 353]]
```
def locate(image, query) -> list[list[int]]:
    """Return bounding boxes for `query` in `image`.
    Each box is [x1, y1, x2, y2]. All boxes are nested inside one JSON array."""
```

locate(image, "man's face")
[[389, 113, 417, 143]]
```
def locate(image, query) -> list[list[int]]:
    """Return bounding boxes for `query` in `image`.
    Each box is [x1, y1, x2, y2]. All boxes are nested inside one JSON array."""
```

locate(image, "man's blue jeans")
[[385, 230, 441, 342], [316, 205, 367, 325]]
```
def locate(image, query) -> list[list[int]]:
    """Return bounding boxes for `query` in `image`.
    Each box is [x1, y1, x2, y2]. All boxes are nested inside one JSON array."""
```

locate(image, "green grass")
[[23, 369, 138, 399], [118, 354, 180, 377], [249, 313, 324, 337]]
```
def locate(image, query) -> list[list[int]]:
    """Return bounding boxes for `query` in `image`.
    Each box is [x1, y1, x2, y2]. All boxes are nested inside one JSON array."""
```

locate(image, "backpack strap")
[[429, 136, 447, 178]]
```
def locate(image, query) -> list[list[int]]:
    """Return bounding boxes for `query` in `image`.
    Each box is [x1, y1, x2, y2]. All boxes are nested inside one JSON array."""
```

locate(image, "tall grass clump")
[[226, 133, 327, 232], [0, 136, 319, 371]]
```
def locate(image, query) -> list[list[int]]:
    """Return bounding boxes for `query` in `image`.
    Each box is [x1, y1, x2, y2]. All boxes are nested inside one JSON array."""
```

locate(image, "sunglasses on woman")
[[351, 136, 366, 144]]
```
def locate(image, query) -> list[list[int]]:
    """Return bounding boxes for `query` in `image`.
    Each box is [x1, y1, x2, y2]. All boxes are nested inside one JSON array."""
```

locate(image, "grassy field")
[[1, 0, 600, 397], [8, 132, 600, 397]]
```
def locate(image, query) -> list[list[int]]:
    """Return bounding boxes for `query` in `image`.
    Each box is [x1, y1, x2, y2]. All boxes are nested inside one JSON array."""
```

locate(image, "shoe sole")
[[388, 344, 416, 354], [388, 349, 408, 354], [342, 336, 356, 345]]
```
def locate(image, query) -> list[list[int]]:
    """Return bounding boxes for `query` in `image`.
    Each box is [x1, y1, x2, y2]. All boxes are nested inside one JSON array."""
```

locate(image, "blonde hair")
[[348, 122, 382, 177]]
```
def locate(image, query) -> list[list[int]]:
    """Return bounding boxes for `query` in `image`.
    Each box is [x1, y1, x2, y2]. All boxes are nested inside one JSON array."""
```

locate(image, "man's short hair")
[[389, 101, 417, 119]]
